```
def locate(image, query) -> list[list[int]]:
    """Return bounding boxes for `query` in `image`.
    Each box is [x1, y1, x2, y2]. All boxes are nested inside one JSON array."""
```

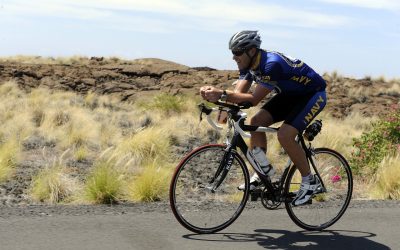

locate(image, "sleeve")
[[263, 62, 282, 81]]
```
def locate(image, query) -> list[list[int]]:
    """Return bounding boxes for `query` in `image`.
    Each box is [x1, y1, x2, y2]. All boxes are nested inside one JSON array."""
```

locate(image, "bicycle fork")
[[307, 147, 327, 193], [207, 148, 235, 193]]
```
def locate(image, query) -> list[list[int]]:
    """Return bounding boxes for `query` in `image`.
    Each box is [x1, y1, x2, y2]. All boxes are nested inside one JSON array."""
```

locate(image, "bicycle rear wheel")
[[284, 147, 353, 231], [170, 144, 249, 234]]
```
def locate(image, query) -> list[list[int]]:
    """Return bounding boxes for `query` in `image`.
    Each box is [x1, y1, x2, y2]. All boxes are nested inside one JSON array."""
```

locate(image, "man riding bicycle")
[[200, 30, 327, 206]]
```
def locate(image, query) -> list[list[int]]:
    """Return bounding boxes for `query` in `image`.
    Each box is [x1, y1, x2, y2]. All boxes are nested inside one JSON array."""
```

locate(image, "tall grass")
[[30, 162, 80, 204], [137, 93, 191, 114], [0, 77, 396, 203], [127, 160, 172, 202], [240, 110, 376, 173], [61, 108, 100, 148], [84, 158, 124, 204], [378, 82, 400, 96], [370, 154, 400, 200], [116, 127, 171, 166], [0, 138, 20, 182], [313, 112, 376, 158]]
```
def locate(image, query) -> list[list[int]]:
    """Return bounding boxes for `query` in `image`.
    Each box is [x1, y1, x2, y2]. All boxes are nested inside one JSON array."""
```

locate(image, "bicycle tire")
[[284, 147, 353, 231], [170, 144, 250, 234]]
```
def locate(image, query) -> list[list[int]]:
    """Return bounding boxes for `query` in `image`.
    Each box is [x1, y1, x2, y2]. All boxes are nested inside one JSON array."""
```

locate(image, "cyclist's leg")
[[281, 90, 327, 205], [279, 90, 327, 175], [238, 109, 275, 191], [239, 97, 286, 191], [278, 124, 309, 176], [253, 93, 292, 150], [249, 109, 274, 149]]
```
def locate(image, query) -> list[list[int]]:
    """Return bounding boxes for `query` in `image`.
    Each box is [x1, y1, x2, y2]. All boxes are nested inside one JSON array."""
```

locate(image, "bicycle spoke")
[[285, 148, 353, 230], [170, 145, 249, 234]]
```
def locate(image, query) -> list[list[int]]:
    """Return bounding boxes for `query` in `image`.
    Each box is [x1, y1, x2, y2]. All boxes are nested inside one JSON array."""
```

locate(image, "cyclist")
[[200, 30, 326, 206]]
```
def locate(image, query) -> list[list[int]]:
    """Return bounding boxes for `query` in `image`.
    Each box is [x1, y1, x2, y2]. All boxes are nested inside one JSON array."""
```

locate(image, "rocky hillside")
[[1, 57, 399, 118]]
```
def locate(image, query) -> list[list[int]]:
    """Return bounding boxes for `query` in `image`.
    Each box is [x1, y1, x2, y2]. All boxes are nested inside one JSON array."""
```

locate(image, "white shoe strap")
[[300, 182, 318, 191]]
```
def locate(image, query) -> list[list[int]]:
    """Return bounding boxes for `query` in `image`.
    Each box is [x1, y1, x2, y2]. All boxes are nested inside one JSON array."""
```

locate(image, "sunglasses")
[[232, 49, 246, 56]]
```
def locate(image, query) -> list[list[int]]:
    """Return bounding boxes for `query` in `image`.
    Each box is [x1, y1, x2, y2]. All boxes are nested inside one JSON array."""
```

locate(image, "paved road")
[[0, 202, 398, 250]]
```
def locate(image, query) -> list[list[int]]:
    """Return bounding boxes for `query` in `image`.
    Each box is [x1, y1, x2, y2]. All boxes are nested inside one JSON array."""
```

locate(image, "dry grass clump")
[[73, 146, 89, 162], [378, 82, 400, 97], [116, 127, 171, 166], [0, 83, 35, 140], [30, 151, 81, 204], [160, 112, 213, 145], [126, 160, 173, 202], [0, 80, 25, 98], [136, 93, 189, 114], [30, 165, 80, 204], [60, 108, 100, 149], [348, 86, 372, 102], [0, 138, 20, 182], [83, 157, 124, 204], [369, 154, 400, 200], [326, 70, 344, 84]]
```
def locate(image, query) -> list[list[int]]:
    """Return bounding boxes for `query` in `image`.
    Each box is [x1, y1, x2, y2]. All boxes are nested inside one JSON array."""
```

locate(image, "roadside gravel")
[[0, 200, 398, 218]]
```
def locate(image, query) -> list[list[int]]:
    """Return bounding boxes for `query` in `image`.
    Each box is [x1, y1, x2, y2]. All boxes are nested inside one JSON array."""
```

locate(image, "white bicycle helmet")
[[229, 30, 261, 51]]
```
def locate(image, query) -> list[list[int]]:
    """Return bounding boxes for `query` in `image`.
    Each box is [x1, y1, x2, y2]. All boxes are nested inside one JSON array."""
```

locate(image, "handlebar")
[[198, 102, 253, 138], [212, 101, 253, 110], [198, 103, 223, 131], [198, 101, 284, 139]]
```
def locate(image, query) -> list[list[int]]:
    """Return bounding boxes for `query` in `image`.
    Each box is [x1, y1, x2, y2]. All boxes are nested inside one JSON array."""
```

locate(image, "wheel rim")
[[285, 148, 353, 230], [170, 145, 249, 233]]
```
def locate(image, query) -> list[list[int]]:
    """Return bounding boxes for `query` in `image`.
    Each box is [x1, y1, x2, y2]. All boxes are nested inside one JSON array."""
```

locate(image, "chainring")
[[260, 187, 281, 210]]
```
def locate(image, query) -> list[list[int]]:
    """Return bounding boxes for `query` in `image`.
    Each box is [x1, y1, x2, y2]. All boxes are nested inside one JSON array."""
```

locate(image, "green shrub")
[[139, 93, 186, 113], [127, 160, 172, 202], [84, 159, 123, 204], [351, 104, 400, 175]]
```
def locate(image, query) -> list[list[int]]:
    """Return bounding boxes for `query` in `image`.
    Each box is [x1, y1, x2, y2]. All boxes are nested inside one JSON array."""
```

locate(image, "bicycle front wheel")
[[284, 148, 353, 231], [170, 144, 250, 234]]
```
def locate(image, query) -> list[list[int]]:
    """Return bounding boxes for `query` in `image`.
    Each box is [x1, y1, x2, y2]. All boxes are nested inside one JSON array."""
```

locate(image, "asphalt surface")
[[0, 201, 398, 250]]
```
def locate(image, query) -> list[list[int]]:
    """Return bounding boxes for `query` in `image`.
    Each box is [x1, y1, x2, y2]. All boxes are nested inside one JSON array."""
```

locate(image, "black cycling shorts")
[[262, 90, 327, 132]]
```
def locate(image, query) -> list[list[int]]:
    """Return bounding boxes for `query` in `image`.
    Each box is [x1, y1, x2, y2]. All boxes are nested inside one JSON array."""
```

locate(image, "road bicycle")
[[169, 101, 353, 234]]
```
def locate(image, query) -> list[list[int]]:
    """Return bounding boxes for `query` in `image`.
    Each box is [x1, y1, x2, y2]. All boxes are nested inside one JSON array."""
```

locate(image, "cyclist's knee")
[[250, 110, 273, 126], [277, 125, 298, 144], [250, 116, 262, 126]]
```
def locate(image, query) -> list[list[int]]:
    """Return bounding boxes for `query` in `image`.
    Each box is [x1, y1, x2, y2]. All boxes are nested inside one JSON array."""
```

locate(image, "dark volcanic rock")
[[0, 57, 399, 117]]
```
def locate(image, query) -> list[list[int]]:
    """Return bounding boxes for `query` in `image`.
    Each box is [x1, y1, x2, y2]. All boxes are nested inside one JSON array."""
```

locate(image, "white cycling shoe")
[[291, 175, 322, 206]]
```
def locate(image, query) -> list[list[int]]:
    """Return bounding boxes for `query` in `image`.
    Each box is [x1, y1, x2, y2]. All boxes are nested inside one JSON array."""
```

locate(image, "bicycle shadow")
[[183, 229, 390, 250]]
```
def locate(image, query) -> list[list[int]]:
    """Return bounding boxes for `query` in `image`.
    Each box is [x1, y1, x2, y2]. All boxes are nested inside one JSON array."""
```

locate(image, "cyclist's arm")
[[233, 79, 252, 93], [226, 84, 271, 106]]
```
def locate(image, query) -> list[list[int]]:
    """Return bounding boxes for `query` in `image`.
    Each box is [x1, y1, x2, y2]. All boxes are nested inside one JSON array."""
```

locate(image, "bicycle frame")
[[201, 102, 326, 202]]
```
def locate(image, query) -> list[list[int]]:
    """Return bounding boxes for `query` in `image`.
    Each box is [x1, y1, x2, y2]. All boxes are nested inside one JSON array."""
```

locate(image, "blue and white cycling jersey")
[[239, 50, 326, 95]]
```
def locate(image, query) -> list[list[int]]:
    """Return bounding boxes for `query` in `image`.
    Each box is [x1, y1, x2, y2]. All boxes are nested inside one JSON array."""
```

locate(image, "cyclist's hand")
[[200, 86, 223, 103]]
